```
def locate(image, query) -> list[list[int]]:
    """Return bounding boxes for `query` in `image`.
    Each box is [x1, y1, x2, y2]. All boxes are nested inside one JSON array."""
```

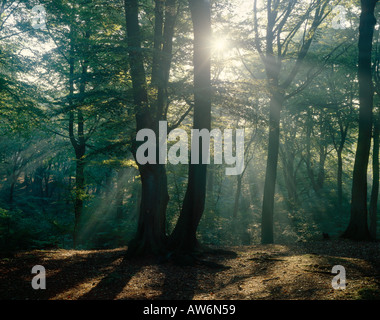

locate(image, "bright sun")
[[212, 37, 229, 54]]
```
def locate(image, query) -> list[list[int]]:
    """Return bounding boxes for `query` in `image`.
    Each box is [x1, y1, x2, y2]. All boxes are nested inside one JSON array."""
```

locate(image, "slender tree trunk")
[[73, 153, 85, 247], [337, 148, 343, 207], [248, 167, 259, 205], [207, 165, 214, 195], [305, 114, 316, 192], [316, 144, 326, 192], [233, 175, 242, 219], [8, 181, 15, 206], [115, 169, 126, 221], [284, 168, 297, 206], [68, 25, 82, 248], [261, 90, 284, 244], [255, 0, 328, 244], [305, 117, 327, 196], [369, 109, 379, 239], [169, 0, 211, 252], [342, 0, 378, 241], [70, 29, 89, 248], [33, 167, 44, 199], [280, 149, 298, 207]]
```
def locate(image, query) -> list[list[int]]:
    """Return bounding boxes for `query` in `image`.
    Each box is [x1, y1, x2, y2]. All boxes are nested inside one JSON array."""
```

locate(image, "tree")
[[67, 18, 88, 248], [29, 0, 131, 247], [125, 0, 178, 256], [342, 0, 378, 241], [168, 0, 212, 252], [368, 27, 380, 239], [369, 107, 379, 239], [279, 112, 305, 207], [253, 0, 331, 243]]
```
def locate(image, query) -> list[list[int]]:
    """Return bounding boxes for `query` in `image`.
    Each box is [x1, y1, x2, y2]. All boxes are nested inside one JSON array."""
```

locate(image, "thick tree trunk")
[[369, 110, 379, 239], [261, 90, 284, 244], [128, 164, 169, 255], [169, 0, 211, 252], [125, 0, 171, 256], [342, 0, 377, 241]]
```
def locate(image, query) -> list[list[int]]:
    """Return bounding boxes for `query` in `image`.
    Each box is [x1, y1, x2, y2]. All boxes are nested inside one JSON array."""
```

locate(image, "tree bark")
[[337, 148, 343, 207], [67, 25, 83, 248], [342, 0, 378, 241], [125, 0, 172, 256], [169, 0, 211, 252], [115, 169, 126, 221], [73, 154, 85, 247], [369, 109, 379, 239], [70, 28, 89, 248], [261, 90, 284, 244], [282, 158, 298, 207], [233, 175, 242, 219]]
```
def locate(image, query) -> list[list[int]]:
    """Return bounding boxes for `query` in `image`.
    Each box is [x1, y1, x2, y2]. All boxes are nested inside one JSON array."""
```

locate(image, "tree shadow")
[[78, 256, 143, 300], [155, 264, 199, 300], [35, 250, 124, 300], [0, 249, 129, 300], [155, 248, 236, 300]]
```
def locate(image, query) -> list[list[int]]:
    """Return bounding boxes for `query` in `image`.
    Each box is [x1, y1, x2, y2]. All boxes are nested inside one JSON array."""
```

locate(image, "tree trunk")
[[207, 165, 214, 195], [280, 148, 298, 207], [169, 0, 211, 252], [342, 0, 378, 241], [305, 116, 327, 196], [8, 181, 15, 207], [128, 164, 169, 255], [261, 90, 284, 244], [125, 0, 171, 256], [73, 153, 85, 247], [369, 109, 379, 239], [115, 169, 126, 221], [233, 175, 242, 218], [70, 28, 89, 248], [255, 0, 328, 244], [316, 143, 327, 192], [337, 148, 343, 207]]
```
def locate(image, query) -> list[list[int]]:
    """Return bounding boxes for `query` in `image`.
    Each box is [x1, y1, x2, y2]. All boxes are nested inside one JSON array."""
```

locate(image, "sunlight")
[[212, 36, 230, 57], [213, 37, 228, 52]]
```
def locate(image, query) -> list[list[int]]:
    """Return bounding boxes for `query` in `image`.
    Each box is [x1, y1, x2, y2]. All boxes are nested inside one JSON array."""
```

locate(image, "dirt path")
[[1, 240, 380, 300]]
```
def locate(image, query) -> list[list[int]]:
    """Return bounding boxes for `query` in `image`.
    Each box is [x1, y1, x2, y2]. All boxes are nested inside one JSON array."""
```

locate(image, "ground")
[[1, 239, 380, 300]]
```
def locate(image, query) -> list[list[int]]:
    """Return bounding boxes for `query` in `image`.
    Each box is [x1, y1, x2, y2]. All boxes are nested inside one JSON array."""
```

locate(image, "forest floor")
[[1, 239, 380, 300]]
